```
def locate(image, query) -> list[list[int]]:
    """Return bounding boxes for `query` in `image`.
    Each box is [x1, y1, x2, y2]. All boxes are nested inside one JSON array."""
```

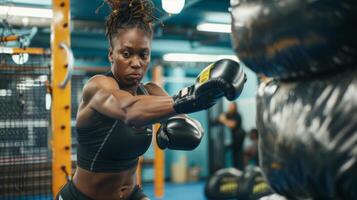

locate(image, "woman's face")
[[109, 27, 151, 87]]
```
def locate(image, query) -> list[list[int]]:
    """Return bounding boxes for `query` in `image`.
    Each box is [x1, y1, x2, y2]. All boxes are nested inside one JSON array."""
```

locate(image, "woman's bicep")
[[83, 76, 130, 121], [145, 82, 192, 121]]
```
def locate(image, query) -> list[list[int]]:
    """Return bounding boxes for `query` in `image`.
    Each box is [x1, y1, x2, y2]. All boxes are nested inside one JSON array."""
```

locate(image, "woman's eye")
[[141, 52, 148, 59], [122, 51, 130, 58]]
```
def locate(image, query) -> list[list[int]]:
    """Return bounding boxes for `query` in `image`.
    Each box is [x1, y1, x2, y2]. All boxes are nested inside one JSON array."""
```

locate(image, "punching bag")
[[230, 0, 357, 79], [256, 69, 357, 199]]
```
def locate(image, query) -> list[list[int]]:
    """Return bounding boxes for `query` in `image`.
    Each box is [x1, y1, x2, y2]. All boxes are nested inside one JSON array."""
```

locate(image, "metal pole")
[[153, 65, 165, 198], [51, 0, 72, 197]]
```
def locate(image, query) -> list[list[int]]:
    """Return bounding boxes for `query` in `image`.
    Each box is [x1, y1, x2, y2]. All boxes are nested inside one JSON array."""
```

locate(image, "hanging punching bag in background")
[[204, 167, 275, 200], [230, 0, 357, 199], [205, 168, 243, 200], [235, 166, 273, 200], [230, 0, 357, 80]]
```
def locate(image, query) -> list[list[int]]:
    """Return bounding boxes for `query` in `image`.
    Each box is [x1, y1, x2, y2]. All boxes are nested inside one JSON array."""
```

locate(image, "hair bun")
[[103, 0, 155, 23], [99, 0, 158, 41]]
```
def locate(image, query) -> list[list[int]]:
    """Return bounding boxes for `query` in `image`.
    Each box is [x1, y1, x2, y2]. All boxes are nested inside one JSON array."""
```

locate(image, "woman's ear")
[[108, 47, 113, 63]]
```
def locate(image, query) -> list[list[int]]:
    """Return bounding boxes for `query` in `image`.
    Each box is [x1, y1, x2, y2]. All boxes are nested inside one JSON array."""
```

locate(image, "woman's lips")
[[128, 73, 142, 79]]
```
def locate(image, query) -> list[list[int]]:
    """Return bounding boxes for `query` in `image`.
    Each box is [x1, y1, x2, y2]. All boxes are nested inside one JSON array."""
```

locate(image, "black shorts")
[[56, 181, 148, 200]]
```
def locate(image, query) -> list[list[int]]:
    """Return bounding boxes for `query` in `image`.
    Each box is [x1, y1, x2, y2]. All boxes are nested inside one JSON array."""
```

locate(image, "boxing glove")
[[173, 59, 246, 114], [156, 116, 204, 150]]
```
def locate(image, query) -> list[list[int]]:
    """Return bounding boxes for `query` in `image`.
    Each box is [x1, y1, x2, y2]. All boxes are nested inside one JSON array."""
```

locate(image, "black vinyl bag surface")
[[230, 0, 357, 80], [256, 68, 357, 199]]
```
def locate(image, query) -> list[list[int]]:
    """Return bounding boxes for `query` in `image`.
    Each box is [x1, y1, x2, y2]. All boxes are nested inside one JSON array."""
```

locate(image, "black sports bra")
[[76, 71, 152, 172]]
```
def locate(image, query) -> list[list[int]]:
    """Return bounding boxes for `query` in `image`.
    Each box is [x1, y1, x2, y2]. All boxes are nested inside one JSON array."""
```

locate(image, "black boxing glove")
[[173, 59, 246, 114], [156, 116, 204, 150]]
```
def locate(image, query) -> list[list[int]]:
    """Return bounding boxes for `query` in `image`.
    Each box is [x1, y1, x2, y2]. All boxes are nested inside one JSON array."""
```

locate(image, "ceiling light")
[[12, 53, 29, 65], [0, 47, 13, 54], [163, 53, 239, 62], [197, 23, 231, 33], [0, 5, 52, 18], [0, 90, 12, 97], [46, 93, 51, 110], [10, 0, 51, 6], [162, 0, 185, 14]]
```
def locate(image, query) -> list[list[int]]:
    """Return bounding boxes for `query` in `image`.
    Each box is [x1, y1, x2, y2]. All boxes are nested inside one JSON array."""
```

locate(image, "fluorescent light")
[[163, 53, 239, 62], [0, 90, 12, 97], [10, 0, 51, 6], [12, 53, 29, 65], [197, 23, 231, 33], [46, 93, 51, 110], [0, 5, 52, 18], [0, 47, 13, 54], [162, 0, 185, 14], [38, 75, 48, 82]]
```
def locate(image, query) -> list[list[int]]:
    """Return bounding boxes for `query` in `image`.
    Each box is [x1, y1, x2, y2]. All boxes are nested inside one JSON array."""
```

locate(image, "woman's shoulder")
[[80, 74, 120, 103], [84, 74, 119, 91], [88, 74, 117, 84]]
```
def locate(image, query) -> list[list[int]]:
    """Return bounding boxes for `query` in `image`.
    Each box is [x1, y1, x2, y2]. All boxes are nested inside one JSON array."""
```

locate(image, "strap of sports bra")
[[137, 84, 149, 95], [104, 70, 114, 78]]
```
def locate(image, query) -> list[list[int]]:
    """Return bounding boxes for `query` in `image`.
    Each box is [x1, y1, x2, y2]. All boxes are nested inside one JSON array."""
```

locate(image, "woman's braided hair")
[[98, 0, 157, 46]]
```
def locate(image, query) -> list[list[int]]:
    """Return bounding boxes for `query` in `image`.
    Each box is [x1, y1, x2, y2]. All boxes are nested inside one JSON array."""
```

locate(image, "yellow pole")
[[0, 46, 48, 55], [51, 0, 72, 197], [136, 156, 143, 186], [152, 65, 165, 198], [12, 47, 48, 55], [0, 35, 19, 42]]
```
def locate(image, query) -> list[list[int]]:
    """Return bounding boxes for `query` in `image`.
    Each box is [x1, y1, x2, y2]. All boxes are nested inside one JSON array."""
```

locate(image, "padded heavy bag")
[[230, 0, 357, 80], [205, 168, 243, 200], [236, 166, 273, 200], [256, 68, 357, 199]]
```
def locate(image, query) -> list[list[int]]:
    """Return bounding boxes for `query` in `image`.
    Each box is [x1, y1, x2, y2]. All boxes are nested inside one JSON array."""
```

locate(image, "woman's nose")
[[130, 56, 141, 68]]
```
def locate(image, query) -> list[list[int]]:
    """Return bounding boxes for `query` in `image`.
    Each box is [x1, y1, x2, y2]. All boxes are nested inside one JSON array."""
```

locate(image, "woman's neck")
[[121, 85, 138, 96], [110, 70, 139, 95]]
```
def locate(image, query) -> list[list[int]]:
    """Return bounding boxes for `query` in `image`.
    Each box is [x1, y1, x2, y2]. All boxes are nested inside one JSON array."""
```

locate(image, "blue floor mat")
[[143, 181, 207, 200]]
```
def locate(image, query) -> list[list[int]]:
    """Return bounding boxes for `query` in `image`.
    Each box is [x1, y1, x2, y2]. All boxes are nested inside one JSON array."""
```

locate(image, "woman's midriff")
[[73, 165, 137, 200]]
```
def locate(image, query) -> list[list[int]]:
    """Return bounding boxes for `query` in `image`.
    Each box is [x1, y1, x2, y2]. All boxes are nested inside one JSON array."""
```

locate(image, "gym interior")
[[0, 0, 356, 200]]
